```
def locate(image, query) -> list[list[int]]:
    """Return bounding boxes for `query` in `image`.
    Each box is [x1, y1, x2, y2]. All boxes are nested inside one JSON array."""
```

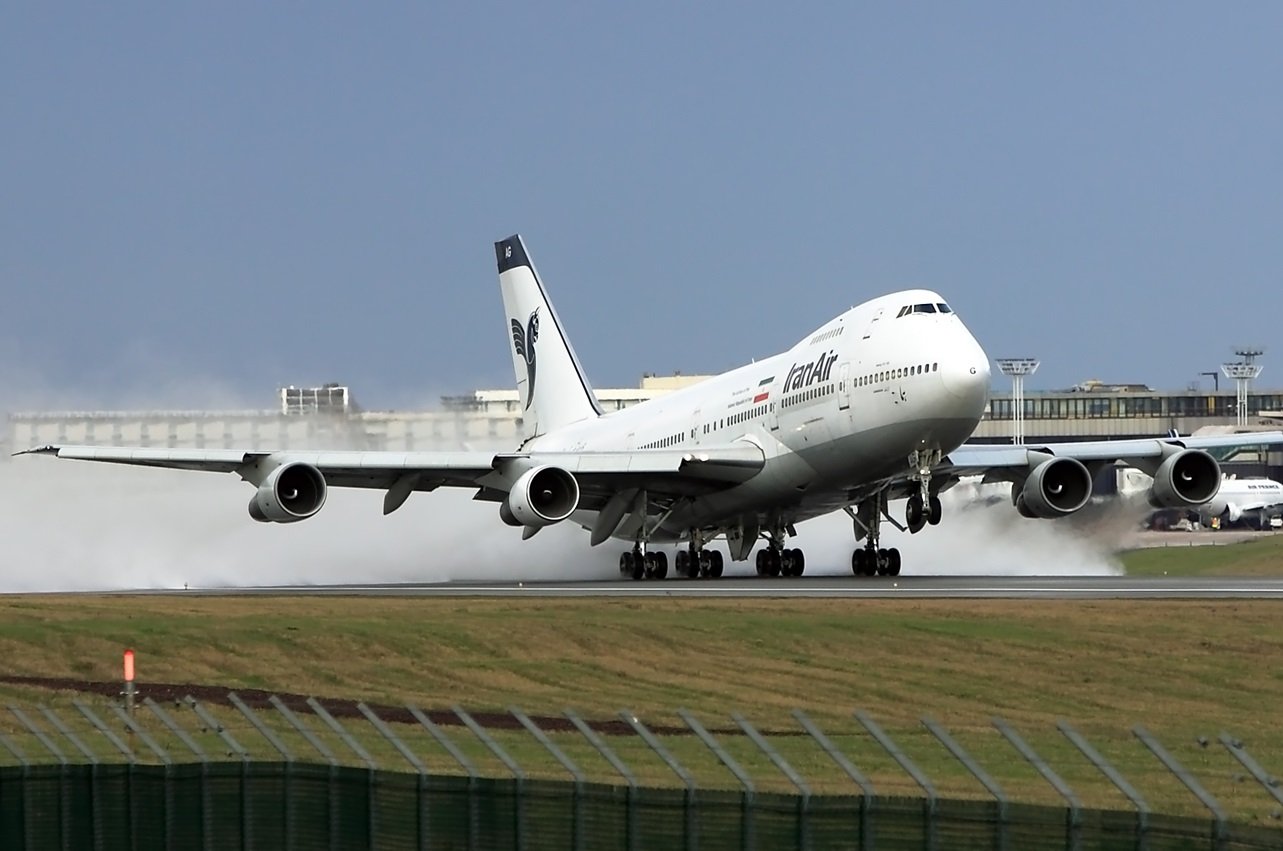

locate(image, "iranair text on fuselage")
[[783, 351, 839, 392]]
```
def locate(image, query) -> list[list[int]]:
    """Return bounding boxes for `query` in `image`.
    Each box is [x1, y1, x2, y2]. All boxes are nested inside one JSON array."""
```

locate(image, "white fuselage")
[[1201, 477, 1283, 523], [528, 289, 992, 541]]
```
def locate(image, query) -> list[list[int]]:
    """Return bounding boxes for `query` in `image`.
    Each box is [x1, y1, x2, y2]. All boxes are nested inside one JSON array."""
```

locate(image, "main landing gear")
[[622, 531, 723, 581], [754, 524, 805, 577], [619, 545, 668, 580], [846, 493, 902, 577]]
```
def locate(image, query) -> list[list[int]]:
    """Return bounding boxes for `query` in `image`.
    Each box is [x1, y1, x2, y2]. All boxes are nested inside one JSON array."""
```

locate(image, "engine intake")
[[1148, 449, 1220, 508], [248, 462, 327, 523], [1013, 457, 1093, 519], [501, 465, 580, 527]]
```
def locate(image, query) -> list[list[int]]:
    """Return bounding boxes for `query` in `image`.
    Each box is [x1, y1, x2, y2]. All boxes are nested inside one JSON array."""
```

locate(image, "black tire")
[[928, 495, 943, 526], [792, 549, 806, 576], [755, 550, 767, 576], [620, 551, 633, 576], [710, 550, 724, 578], [887, 548, 902, 576], [851, 549, 862, 575], [699, 550, 712, 577], [766, 549, 781, 577], [675, 550, 691, 577], [654, 551, 669, 580], [632, 553, 645, 581]]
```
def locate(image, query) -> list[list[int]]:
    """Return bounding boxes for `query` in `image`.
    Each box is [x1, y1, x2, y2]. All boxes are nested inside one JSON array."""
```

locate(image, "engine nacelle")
[[248, 462, 327, 523], [1147, 449, 1220, 509], [502, 465, 580, 528], [1012, 457, 1093, 519]]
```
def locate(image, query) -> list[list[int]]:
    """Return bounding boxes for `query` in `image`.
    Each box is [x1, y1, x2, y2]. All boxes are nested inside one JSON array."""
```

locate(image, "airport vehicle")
[[1198, 476, 1283, 530], [20, 236, 1283, 579]]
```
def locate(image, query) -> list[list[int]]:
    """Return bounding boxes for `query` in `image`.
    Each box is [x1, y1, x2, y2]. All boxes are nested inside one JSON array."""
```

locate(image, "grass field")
[[1119, 531, 1283, 576], [0, 593, 1281, 828]]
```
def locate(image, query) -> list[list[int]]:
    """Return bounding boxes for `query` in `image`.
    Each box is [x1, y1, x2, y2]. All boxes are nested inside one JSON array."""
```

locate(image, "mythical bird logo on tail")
[[511, 308, 540, 409]]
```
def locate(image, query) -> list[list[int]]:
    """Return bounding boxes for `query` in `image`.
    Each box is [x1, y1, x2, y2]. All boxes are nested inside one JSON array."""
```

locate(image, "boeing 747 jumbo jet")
[[20, 235, 1283, 579]]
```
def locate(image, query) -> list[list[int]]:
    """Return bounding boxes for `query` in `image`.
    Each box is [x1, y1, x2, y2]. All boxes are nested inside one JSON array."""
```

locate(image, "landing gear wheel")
[[791, 549, 805, 576], [906, 495, 927, 535], [887, 548, 902, 577], [621, 551, 645, 580], [699, 550, 713, 578], [765, 549, 781, 577], [675, 550, 690, 577], [927, 495, 943, 526], [643, 553, 657, 578], [709, 550, 724, 578], [755, 550, 767, 576], [651, 551, 668, 579], [876, 548, 890, 576]]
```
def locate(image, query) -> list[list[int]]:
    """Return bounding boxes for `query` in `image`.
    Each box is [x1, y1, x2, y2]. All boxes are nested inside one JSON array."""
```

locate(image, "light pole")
[[996, 358, 1040, 445], [1221, 347, 1264, 428]]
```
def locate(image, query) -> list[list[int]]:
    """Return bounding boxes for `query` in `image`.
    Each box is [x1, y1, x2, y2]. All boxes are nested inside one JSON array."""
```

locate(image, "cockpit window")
[[913, 303, 937, 314], [936, 303, 953, 314]]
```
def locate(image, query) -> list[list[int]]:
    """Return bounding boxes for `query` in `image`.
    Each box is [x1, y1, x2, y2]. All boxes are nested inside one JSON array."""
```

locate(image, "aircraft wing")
[[15, 442, 765, 509], [939, 431, 1283, 481]]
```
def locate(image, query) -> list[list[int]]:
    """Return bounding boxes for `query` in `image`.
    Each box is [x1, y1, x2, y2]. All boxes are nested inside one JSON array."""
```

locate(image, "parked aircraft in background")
[[1199, 476, 1283, 529], [20, 235, 1283, 579]]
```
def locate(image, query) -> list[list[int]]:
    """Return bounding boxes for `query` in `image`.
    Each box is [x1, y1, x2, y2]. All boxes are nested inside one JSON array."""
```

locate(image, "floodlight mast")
[[1222, 347, 1264, 428], [996, 358, 1040, 444]]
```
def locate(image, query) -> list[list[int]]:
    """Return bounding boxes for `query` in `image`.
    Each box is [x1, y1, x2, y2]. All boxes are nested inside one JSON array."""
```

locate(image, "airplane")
[[17, 235, 1283, 579], [1199, 476, 1283, 529]]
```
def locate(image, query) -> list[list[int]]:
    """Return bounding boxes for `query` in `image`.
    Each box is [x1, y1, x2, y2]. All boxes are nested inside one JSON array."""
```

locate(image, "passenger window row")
[[782, 384, 833, 408], [858, 363, 939, 387]]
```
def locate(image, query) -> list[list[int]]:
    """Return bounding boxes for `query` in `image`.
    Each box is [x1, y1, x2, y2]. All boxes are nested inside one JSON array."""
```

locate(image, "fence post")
[[11, 708, 70, 851], [40, 707, 102, 851], [408, 704, 481, 851], [1133, 725, 1226, 850], [856, 710, 938, 851], [1057, 720, 1148, 850], [454, 706, 526, 851], [679, 709, 756, 851], [72, 701, 138, 851], [145, 698, 213, 851], [735, 712, 812, 851], [622, 710, 699, 851], [565, 710, 639, 851], [110, 704, 175, 851], [268, 695, 339, 851], [992, 717, 1080, 851], [1218, 732, 1283, 809], [359, 703, 429, 851], [922, 716, 1007, 851], [793, 710, 875, 851], [308, 698, 379, 851], [511, 707, 586, 851], [0, 729, 33, 851], [188, 697, 254, 851], [228, 693, 294, 851]]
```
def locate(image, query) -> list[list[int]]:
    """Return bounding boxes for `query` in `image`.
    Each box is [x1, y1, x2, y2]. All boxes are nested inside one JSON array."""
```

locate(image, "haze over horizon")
[[5, 4, 1282, 413]]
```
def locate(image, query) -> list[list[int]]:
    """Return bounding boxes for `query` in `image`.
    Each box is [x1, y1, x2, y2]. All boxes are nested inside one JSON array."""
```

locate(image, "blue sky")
[[4, 3, 1281, 410]]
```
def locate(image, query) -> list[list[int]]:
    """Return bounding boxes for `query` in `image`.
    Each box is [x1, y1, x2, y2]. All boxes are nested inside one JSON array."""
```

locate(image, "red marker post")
[[123, 649, 136, 714]]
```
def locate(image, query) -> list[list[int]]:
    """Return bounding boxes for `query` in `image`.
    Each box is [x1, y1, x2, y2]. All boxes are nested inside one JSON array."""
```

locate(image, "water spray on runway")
[[1, 454, 1128, 592]]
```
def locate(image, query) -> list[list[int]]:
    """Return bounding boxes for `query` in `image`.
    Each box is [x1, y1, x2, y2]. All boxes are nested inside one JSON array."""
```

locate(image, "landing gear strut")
[[619, 544, 669, 580], [675, 530, 723, 579], [905, 449, 944, 534], [755, 524, 805, 578], [847, 493, 901, 577]]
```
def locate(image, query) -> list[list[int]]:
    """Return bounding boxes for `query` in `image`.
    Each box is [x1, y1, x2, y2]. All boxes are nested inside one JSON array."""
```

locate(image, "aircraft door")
[[692, 410, 702, 446], [862, 308, 884, 340], [767, 382, 781, 431], [838, 362, 851, 410]]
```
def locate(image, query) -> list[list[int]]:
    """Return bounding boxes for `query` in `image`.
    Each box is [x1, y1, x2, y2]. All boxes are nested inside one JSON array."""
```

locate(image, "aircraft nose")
[[941, 342, 990, 409]]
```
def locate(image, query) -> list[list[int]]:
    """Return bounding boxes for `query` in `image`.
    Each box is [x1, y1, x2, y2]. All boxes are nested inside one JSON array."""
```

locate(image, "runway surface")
[[157, 576, 1283, 599]]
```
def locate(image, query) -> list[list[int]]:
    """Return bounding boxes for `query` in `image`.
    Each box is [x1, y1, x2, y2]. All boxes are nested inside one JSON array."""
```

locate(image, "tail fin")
[[495, 235, 602, 440]]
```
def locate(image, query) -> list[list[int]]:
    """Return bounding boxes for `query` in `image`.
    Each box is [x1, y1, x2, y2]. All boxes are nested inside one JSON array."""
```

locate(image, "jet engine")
[[499, 465, 580, 527], [1147, 449, 1220, 508], [1012, 456, 1093, 519], [248, 462, 328, 523]]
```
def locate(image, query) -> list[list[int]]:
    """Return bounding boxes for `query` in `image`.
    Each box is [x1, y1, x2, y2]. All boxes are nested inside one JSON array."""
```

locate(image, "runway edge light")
[[123, 649, 136, 715]]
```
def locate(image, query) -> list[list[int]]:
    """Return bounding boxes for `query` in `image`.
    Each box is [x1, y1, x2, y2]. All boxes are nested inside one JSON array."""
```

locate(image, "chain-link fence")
[[0, 695, 1281, 850]]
